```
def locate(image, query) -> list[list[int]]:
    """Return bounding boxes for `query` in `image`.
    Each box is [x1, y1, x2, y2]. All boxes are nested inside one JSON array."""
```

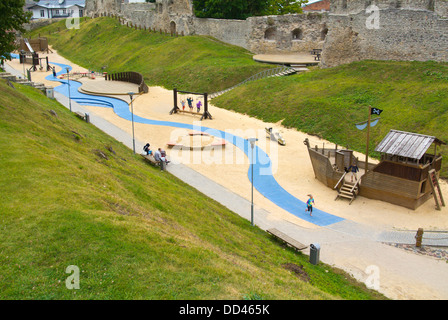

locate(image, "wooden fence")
[[105, 71, 148, 94]]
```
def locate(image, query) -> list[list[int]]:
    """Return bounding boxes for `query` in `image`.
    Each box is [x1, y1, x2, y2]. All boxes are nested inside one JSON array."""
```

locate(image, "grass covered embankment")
[[0, 79, 386, 299], [28, 17, 448, 178], [27, 17, 272, 94], [212, 60, 448, 178]]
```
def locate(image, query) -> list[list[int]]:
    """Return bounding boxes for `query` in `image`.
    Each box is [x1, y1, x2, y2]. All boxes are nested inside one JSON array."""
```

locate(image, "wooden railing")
[[105, 71, 148, 94], [333, 171, 347, 190]]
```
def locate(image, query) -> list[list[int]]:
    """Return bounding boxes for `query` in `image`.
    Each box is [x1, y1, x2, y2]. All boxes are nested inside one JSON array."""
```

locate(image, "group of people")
[[181, 97, 202, 113], [143, 142, 170, 171]]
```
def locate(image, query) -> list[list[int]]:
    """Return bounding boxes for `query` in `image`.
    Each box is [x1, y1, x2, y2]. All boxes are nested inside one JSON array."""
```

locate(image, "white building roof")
[[28, 0, 85, 9]]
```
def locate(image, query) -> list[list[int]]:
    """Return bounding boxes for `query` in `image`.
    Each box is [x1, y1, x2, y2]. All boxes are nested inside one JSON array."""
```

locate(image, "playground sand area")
[[8, 49, 448, 300]]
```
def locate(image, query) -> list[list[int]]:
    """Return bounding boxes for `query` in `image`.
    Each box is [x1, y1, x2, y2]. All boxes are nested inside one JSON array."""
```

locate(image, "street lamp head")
[[248, 138, 258, 148]]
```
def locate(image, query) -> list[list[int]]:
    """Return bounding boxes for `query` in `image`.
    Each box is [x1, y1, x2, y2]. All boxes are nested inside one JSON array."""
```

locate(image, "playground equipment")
[[166, 131, 226, 150], [170, 89, 212, 121], [59, 70, 100, 80], [18, 38, 53, 77], [304, 129, 446, 210], [20, 38, 50, 53], [105, 71, 148, 94], [265, 127, 286, 146]]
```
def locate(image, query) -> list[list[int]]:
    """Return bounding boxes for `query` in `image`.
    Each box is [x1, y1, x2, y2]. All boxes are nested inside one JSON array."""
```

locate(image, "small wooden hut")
[[304, 129, 446, 210], [360, 129, 445, 210]]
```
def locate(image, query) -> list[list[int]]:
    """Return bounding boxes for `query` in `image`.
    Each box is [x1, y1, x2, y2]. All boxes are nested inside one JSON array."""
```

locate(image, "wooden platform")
[[267, 228, 307, 251], [189, 131, 209, 136], [166, 140, 227, 149], [178, 109, 202, 115]]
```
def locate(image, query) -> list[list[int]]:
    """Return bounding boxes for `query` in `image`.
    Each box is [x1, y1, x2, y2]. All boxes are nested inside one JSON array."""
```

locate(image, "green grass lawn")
[[0, 79, 386, 300]]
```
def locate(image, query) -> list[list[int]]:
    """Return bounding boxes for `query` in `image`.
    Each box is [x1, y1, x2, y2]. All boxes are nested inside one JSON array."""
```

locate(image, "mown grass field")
[[27, 17, 448, 178], [0, 79, 386, 300]]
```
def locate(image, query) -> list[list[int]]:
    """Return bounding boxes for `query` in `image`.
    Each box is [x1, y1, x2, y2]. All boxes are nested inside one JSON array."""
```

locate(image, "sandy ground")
[[7, 49, 448, 300]]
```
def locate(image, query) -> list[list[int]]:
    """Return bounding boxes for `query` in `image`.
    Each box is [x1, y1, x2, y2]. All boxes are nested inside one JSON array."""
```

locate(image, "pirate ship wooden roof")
[[375, 129, 446, 160]]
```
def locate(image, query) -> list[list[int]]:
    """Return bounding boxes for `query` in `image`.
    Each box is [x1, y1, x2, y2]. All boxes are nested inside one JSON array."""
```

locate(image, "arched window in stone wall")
[[170, 21, 176, 35], [264, 27, 276, 41], [292, 28, 303, 40], [320, 27, 328, 41]]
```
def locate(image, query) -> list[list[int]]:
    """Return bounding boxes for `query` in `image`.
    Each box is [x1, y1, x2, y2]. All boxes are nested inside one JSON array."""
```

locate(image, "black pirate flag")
[[371, 108, 383, 115]]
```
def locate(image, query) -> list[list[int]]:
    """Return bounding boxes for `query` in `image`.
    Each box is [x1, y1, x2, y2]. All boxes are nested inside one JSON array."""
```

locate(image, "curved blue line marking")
[[48, 62, 344, 226]]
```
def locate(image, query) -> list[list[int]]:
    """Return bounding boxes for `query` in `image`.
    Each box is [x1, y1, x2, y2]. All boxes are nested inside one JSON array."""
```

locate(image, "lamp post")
[[66, 67, 72, 112], [21, 50, 26, 79], [248, 138, 258, 226], [128, 92, 136, 154]]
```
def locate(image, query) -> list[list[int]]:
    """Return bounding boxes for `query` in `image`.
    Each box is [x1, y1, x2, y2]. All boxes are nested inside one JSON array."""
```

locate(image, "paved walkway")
[[4, 60, 448, 300], [253, 53, 319, 66]]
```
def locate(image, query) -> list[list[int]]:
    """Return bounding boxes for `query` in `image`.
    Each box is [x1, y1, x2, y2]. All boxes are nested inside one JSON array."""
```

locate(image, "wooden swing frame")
[[170, 88, 212, 121]]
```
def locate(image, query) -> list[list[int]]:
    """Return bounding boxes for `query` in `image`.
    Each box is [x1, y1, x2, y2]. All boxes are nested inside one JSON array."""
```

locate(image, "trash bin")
[[309, 243, 320, 265], [85, 113, 90, 123], [45, 87, 54, 99]]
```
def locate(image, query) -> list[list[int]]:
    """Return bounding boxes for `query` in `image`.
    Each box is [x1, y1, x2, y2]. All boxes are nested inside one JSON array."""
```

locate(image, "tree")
[[262, 0, 308, 16], [193, 0, 261, 20], [193, 0, 307, 20], [0, 0, 31, 64]]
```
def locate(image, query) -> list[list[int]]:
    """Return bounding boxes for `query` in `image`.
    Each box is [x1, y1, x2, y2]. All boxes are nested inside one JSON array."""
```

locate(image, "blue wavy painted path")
[[48, 62, 344, 227]]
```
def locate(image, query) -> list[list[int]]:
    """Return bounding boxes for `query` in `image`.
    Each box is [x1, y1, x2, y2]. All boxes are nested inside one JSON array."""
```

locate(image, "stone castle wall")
[[85, 0, 329, 54], [84, 0, 448, 66], [322, 0, 448, 67]]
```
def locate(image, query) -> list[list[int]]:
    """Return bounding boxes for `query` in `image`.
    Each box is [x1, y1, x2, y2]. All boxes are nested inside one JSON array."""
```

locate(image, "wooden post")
[[365, 106, 372, 173], [201, 93, 212, 120], [170, 88, 180, 115], [415, 228, 424, 247], [174, 88, 178, 110]]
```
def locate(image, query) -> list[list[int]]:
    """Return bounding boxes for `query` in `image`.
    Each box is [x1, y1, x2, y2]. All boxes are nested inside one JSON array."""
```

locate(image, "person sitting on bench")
[[143, 143, 152, 155]]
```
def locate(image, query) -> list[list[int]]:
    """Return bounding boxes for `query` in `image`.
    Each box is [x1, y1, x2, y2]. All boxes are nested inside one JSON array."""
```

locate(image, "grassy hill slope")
[[213, 60, 448, 178], [27, 17, 272, 94], [0, 79, 385, 300]]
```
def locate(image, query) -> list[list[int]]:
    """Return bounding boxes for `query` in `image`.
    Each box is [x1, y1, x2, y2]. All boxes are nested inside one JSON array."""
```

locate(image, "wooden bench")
[[141, 154, 158, 166], [267, 228, 308, 251], [141, 154, 167, 171], [74, 111, 89, 122]]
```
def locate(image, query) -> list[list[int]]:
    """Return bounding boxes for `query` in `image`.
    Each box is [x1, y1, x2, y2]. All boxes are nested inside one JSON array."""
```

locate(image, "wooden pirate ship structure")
[[304, 129, 446, 210]]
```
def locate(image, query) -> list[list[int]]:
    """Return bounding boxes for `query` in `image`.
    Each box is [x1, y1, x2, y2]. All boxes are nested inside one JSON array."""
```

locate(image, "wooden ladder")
[[428, 169, 445, 210], [335, 181, 359, 205]]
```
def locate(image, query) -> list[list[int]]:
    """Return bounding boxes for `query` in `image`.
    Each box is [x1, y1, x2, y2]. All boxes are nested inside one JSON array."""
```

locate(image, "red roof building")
[[303, 0, 330, 12]]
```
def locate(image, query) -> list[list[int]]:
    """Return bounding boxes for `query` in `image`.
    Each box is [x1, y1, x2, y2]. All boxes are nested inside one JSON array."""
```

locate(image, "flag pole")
[[365, 106, 371, 173]]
